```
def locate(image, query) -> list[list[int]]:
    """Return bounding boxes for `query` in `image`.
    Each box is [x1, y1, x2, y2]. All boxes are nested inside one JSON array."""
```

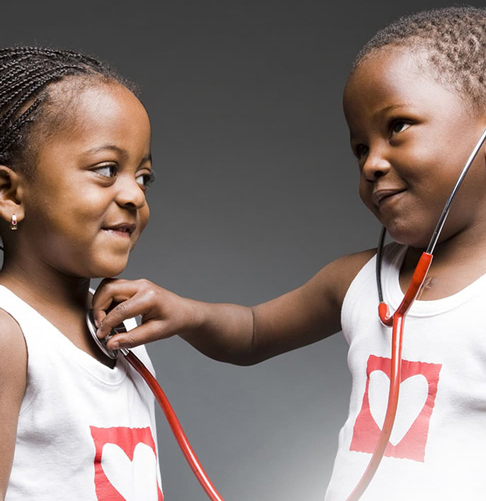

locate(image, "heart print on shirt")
[[351, 354, 442, 462], [90, 426, 163, 501]]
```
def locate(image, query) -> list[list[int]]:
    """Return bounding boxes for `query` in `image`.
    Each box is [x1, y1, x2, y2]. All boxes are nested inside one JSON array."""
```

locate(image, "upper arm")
[[250, 249, 376, 362], [0, 310, 27, 499]]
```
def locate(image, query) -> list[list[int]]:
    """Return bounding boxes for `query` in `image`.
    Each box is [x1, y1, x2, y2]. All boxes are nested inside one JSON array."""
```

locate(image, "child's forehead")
[[344, 47, 457, 107], [35, 80, 151, 160], [343, 48, 469, 130], [347, 47, 430, 88], [48, 77, 132, 111], [45, 79, 148, 131], [344, 50, 416, 107], [344, 44, 478, 117]]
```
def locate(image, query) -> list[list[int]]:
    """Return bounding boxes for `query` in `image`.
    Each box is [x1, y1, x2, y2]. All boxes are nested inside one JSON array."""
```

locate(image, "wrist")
[[184, 297, 212, 332]]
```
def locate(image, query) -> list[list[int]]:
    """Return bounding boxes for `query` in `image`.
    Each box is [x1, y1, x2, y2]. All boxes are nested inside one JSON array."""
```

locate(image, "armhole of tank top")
[[341, 243, 403, 335], [0, 307, 37, 415], [381, 243, 407, 305], [340, 252, 378, 343], [131, 344, 157, 377]]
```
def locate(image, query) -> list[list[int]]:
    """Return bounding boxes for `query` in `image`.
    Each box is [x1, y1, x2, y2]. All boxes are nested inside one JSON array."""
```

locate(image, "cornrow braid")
[[352, 6, 486, 111], [0, 45, 133, 172], [0, 63, 61, 103], [0, 100, 41, 156]]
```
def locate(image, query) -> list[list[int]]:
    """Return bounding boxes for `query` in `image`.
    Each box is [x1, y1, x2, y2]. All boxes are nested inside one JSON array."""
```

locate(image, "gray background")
[[4, 1, 481, 499]]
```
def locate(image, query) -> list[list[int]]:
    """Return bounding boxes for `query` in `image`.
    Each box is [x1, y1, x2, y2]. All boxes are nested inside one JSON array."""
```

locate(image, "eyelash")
[[93, 164, 155, 188], [93, 164, 117, 178], [137, 170, 156, 188], [390, 119, 410, 135], [354, 119, 411, 159], [355, 144, 369, 159]]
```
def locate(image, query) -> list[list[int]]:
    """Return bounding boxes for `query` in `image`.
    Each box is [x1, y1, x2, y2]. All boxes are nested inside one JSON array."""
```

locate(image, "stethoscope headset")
[[86, 127, 486, 501], [346, 127, 486, 501]]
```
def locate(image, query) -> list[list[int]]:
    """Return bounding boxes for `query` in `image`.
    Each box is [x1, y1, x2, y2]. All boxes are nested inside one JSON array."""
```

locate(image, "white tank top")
[[1, 285, 164, 501], [325, 244, 486, 501]]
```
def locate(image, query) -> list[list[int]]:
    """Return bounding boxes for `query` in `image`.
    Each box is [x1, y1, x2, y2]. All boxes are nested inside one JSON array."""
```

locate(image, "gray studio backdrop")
[[2, 1, 478, 499]]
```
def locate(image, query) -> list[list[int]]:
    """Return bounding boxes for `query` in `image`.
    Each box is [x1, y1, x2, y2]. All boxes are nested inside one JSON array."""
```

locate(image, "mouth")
[[102, 223, 136, 237], [372, 188, 406, 208]]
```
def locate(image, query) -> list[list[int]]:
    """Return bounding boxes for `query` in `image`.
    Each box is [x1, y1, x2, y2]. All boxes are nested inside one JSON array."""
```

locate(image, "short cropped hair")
[[353, 6, 486, 111]]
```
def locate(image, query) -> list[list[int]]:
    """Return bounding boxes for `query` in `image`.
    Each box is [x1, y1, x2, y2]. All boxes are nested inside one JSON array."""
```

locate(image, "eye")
[[390, 120, 410, 135], [355, 144, 369, 159], [93, 164, 117, 178], [136, 170, 156, 188]]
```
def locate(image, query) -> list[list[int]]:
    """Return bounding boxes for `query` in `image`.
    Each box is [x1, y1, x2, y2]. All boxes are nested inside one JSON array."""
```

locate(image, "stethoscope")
[[86, 310, 226, 501], [345, 126, 486, 501], [84, 127, 486, 501]]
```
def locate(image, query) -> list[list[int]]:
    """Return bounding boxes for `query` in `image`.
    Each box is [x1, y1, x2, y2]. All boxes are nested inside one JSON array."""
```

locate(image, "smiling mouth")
[[102, 224, 136, 237], [372, 189, 406, 208]]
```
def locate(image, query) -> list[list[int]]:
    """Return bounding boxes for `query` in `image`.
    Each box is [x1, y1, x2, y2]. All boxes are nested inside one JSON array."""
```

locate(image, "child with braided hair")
[[0, 47, 162, 499], [93, 6, 486, 500]]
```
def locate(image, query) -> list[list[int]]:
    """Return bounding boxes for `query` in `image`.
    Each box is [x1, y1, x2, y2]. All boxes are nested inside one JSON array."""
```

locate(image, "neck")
[[0, 245, 116, 369], [407, 215, 486, 264], [0, 252, 91, 314], [400, 216, 486, 299]]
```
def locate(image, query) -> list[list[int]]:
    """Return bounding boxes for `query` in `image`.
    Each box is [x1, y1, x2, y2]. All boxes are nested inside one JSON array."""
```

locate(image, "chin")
[[386, 225, 431, 249], [88, 259, 129, 279]]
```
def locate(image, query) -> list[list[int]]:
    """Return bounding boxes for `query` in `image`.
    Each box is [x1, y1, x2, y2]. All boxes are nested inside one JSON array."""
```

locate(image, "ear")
[[0, 165, 25, 225]]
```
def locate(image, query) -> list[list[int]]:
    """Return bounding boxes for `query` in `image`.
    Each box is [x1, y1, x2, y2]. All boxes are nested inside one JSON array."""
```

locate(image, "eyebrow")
[[83, 144, 152, 164], [375, 104, 411, 118]]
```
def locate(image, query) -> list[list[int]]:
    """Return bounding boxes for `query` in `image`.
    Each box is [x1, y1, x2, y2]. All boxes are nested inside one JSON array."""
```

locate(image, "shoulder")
[[330, 248, 376, 285], [0, 308, 27, 423], [0, 310, 27, 495], [305, 248, 377, 307], [0, 307, 26, 349], [0, 308, 27, 385], [0, 307, 27, 364]]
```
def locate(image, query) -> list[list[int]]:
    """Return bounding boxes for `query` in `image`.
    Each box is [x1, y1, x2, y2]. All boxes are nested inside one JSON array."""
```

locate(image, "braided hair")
[[352, 6, 486, 112], [0, 46, 133, 175]]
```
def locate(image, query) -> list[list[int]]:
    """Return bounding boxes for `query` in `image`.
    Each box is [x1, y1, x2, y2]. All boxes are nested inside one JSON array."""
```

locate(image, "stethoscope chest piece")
[[85, 308, 224, 500], [86, 309, 126, 360]]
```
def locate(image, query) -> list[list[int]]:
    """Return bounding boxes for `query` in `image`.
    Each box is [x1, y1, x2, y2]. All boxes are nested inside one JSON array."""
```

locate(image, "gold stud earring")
[[10, 214, 17, 231]]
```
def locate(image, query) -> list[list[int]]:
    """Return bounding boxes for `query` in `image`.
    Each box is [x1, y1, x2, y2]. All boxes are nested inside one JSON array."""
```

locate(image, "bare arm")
[[184, 249, 376, 363], [0, 311, 27, 499], [93, 249, 375, 365]]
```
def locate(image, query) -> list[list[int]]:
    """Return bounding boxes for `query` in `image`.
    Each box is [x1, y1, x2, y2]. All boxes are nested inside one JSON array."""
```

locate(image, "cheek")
[[139, 204, 150, 231], [358, 179, 375, 214], [42, 193, 109, 244], [130, 204, 150, 247], [66, 191, 116, 233]]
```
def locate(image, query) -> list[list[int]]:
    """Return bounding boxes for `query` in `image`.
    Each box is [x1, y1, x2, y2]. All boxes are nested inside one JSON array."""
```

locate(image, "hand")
[[92, 278, 200, 350]]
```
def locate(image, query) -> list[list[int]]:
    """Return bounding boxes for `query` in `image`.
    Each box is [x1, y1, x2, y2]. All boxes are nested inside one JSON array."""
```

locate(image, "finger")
[[92, 279, 140, 327], [92, 278, 135, 309], [94, 309, 107, 330], [97, 292, 153, 338], [106, 322, 170, 350]]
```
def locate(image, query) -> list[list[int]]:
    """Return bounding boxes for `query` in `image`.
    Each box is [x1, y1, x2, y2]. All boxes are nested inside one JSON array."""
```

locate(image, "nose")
[[115, 175, 146, 210], [361, 147, 391, 183]]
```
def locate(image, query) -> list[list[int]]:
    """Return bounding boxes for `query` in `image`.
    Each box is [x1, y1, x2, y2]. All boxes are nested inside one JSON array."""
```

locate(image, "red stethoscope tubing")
[[345, 127, 486, 500], [124, 350, 225, 501], [95, 128, 486, 501], [344, 252, 432, 501], [86, 309, 225, 501]]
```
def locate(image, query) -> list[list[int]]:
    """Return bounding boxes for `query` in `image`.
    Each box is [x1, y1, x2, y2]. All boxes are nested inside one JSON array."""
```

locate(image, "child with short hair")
[[0, 47, 162, 500], [94, 6, 486, 500]]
